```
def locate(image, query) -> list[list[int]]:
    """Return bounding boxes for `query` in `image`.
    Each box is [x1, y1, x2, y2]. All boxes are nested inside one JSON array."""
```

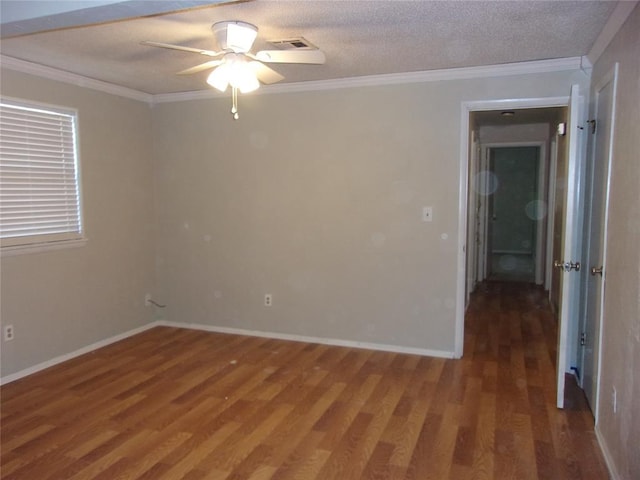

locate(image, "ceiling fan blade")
[[254, 49, 326, 65], [141, 41, 222, 58], [177, 60, 224, 75], [248, 61, 284, 85]]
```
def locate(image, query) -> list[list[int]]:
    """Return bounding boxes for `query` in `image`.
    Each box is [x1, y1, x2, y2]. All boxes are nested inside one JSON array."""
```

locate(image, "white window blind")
[[0, 99, 83, 249]]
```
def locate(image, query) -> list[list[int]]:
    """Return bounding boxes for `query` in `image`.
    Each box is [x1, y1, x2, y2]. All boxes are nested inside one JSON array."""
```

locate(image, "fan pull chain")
[[231, 87, 239, 120]]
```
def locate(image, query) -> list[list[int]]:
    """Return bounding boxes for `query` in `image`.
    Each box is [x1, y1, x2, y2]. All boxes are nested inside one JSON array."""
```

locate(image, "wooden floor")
[[1, 282, 609, 479]]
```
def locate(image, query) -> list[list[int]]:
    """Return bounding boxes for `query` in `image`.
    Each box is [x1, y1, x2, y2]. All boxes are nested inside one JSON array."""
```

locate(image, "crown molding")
[[0, 55, 153, 103], [152, 56, 584, 104], [1, 54, 583, 106]]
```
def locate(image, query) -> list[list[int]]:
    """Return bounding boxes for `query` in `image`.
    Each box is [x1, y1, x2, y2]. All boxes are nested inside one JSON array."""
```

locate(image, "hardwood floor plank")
[[1, 283, 609, 479], [253, 382, 345, 474], [405, 412, 443, 479], [104, 430, 194, 480], [315, 411, 374, 479], [424, 404, 461, 480], [269, 430, 327, 480], [452, 424, 476, 467], [469, 391, 496, 480], [387, 379, 437, 472], [159, 423, 242, 479], [337, 373, 410, 479], [67, 429, 157, 480], [359, 440, 395, 479], [316, 374, 381, 451]]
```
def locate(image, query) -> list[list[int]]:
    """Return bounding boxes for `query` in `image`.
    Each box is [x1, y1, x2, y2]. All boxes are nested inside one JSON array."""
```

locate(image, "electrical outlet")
[[145, 293, 152, 307], [4, 325, 14, 341], [264, 294, 272, 307]]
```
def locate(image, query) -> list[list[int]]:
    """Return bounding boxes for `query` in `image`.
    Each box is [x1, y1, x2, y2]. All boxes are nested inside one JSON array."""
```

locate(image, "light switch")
[[422, 206, 433, 222]]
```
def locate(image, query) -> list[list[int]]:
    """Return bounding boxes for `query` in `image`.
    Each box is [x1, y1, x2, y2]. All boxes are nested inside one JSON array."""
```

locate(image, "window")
[[0, 98, 84, 254]]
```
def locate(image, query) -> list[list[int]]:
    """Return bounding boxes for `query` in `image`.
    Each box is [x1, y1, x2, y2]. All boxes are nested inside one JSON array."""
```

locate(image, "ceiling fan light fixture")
[[145, 19, 325, 120], [229, 63, 259, 93], [212, 21, 258, 53], [236, 74, 260, 93], [206, 54, 260, 93], [206, 53, 260, 120], [206, 64, 230, 92]]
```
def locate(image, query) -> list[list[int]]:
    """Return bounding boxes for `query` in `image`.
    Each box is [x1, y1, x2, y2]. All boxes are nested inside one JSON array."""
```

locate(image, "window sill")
[[1, 238, 88, 257]]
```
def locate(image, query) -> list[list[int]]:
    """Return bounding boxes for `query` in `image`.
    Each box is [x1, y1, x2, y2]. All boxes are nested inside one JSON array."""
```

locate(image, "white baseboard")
[[1, 320, 454, 385], [157, 320, 455, 359], [0, 322, 161, 385], [595, 425, 621, 480]]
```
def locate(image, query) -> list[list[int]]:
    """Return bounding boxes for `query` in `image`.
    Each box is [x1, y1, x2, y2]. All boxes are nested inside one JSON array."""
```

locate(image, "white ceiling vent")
[[268, 37, 317, 50]]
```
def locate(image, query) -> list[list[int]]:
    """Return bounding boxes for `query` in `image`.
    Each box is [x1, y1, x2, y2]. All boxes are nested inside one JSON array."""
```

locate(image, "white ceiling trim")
[[152, 56, 584, 104], [1, 54, 583, 106], [0, 55, 153, 103]]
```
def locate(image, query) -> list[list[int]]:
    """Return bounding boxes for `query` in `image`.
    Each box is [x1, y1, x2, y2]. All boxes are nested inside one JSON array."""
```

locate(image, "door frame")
[[580, 63, 618, 421], [465, 130, 481, 306], [456, 96, 569, 358], [545, 137, 559, 291]]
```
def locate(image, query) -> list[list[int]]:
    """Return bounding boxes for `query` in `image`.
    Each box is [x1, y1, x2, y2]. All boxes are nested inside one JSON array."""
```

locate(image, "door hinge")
[[580, 331, 587, 346], [587, 119, 596, 134]]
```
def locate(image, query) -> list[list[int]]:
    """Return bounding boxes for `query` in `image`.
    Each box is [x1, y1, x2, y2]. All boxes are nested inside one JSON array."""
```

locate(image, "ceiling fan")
[[142, 21, 326, 119]]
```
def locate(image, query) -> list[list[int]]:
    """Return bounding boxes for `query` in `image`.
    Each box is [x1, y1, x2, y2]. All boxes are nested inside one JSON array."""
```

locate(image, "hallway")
[[464, 281, 608, 478]]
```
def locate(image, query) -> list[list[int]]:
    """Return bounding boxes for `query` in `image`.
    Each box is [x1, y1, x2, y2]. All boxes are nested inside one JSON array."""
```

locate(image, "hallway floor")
[[488, 253, 535, 282], [464, 281, 609, 478]]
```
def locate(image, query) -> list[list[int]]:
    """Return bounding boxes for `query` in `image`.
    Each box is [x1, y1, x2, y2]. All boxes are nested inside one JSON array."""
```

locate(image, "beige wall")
[[152, 69, 584, 355], [0, 64, 587, 376], [0, 70, 156, 377], [478, 123, 551, 144], [590, 4, 640, 479]]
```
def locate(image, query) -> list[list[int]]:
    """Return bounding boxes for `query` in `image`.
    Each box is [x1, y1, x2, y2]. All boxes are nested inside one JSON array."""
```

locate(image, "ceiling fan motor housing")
[[212, 21, 258, 53]]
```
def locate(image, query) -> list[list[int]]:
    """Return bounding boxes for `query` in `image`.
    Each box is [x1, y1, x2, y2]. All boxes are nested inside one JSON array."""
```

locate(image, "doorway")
[[487, 146, 540, 283], [579, 64, 618, 417], [458, 95, 584, 409]]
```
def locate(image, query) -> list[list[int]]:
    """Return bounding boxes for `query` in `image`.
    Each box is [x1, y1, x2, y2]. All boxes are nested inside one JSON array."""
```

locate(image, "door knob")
[[554, 260, 581, 272], [590, 266, 603, 276]]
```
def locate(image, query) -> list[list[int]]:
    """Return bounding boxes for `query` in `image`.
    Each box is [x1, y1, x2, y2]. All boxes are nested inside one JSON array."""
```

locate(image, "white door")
[[581, 65, 618, 416], [555, 84, 585, 409]]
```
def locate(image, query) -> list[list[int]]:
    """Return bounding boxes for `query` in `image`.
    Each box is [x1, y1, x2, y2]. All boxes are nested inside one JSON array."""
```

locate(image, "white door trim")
[[466, 130, 480, 306], [546, 137, 558, 292], [589, 63, 619, 422], [457, 96, 569, 358], [479, 147, 490, 282]]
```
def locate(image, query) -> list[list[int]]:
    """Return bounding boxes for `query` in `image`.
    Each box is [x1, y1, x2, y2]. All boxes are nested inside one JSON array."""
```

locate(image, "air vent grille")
[[268, 37, 317, 50]]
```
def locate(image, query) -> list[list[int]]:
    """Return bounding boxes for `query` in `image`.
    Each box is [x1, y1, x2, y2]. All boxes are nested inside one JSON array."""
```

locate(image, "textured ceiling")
[[0, 1, 618, 95]]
